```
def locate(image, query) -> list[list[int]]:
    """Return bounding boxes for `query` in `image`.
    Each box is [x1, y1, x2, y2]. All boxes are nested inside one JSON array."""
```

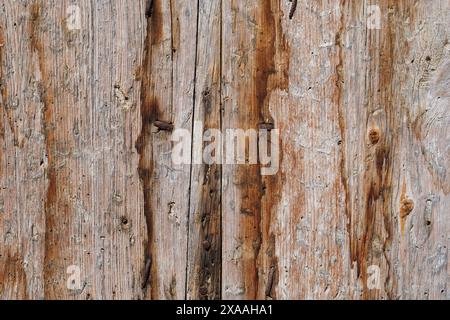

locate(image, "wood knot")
[[288, 0, 298, 20], [368, 128, 380, 144], [145, 0, 154, 18], [400, 198, 414, 218]]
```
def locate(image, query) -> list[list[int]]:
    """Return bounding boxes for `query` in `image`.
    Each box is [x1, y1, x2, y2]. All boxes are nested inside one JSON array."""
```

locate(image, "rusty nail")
[[145, 0, 154, 18], [289, 0, 298, 20], [258, 122, 275, 130], [265, 265, 276, 297], [154, 120, 174, 132], [141, 256, 152, 289], [240, 208, 253, 216], [202, 240, 211, 251]]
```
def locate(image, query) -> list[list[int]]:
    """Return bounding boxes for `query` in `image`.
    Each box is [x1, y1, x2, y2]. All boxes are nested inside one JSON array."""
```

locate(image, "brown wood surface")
[[0, 0, 448, 300]]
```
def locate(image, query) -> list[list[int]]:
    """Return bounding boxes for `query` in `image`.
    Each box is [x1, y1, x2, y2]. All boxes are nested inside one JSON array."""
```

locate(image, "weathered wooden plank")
[[385, 0, 449, 299], [43, 0, 145, 299], [342, 0, 449, 299], [82, 0, 146, 300], [221, 0, 260, 300], [253, 0, 292, 300], [1, 0, 147, 299], [263, 0, 351, 299], [186, 0, 222, 300], [0, 1, 48, 299], [137, 0, 197, 299]]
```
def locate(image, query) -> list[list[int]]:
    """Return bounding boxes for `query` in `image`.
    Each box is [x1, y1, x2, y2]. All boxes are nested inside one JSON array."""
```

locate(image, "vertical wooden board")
[[253, 1, 291, 300], [186, 0, 222, 300], [392, 0, 449, 299], [137, 0, 197, 299], [0, 0, 84, 299], [163, 0, 198, 299], [1, 0, 147, 299], [35, 0, 146, 299], [267, 0, 351, 299], [342, 0, 402, 299], [83, 0, 147, 300], [136, 0, 174, 299], [221, 0, 260, 300], [338, 0, 374, 298], [43, 0, 146, 300], [221, 0, 294, 300], [0, 0, 48, 299], [341, 0, 449, 299]]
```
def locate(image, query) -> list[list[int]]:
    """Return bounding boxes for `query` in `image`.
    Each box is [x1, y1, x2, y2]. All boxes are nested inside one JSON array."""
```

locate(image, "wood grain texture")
[[0, 0, 448, 300]]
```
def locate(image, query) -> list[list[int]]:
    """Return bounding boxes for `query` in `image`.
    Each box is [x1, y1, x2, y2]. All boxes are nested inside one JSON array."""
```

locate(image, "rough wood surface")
[[0, 0, 448, 300]]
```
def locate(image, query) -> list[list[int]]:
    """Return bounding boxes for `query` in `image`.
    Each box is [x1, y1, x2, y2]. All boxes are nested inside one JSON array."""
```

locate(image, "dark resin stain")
[[136, 0, 165, 298], [192, 85, 222, 300], [253, 0, 290, 299], [334, 1, 352, 279], [29, 3, 59, 299]]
